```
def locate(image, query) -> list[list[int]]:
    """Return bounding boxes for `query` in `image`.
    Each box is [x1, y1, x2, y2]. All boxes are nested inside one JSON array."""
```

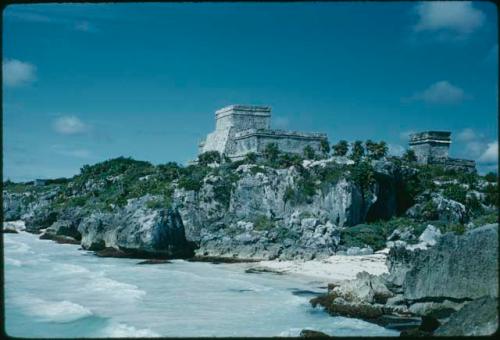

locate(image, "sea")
[[3, 229, 398, 337]]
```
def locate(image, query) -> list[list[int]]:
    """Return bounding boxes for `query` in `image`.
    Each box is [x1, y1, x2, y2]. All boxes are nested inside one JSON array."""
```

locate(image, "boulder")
[[403, 224, 498, 301], [434, 296, 498, 336]]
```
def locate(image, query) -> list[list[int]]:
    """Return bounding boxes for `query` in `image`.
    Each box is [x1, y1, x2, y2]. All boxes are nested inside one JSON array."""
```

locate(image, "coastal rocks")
[[434, 296, 498, 336], [406, 193, 466, 223], [402, 224, 498, 301], [79, 196, 195, 258]]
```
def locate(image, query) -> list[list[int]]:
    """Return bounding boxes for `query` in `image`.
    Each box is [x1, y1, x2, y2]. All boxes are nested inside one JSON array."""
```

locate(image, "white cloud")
[[479, 141, 498, 164], [52, 116, 89, 135], [456, 128, 477, 142], [414, 2, 485, 36], [3, 59, 37, 87], [388, 144, 406, 157], [407, 81, 465, 104]]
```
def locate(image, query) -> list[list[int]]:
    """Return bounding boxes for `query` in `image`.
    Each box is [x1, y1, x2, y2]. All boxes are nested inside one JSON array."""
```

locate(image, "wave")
[[85, 277, 146, 301], [16, 296, 93, 323], [101, 322, 159, 337]]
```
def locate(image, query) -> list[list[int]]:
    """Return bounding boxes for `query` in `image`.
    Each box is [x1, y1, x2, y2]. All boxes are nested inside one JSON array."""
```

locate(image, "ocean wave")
[[101, 322, 159, 337], [16, 296, 93, 323], [4, 257, 22, 267], [85, 277, 146, 301], [53, 263, 90, 275]]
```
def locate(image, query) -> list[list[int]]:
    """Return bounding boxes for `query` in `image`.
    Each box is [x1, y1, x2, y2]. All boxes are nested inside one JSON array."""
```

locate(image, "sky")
[[2, 1, 498, 181]]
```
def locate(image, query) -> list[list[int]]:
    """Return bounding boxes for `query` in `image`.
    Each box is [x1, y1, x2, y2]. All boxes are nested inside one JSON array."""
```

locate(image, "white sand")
[[250, 251, 389, 284]]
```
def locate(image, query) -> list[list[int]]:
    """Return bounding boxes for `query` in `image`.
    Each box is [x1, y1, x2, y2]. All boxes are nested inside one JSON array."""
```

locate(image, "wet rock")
[[434, 296, 498, 336], [300, 329, 330, 337], [95, 247, 129, 258], [39, 232, 80, 245], [136, 259, 171, 265]]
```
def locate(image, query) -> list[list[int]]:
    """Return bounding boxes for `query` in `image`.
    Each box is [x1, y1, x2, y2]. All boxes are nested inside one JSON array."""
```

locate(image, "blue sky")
[[3, 1, 498, 181]]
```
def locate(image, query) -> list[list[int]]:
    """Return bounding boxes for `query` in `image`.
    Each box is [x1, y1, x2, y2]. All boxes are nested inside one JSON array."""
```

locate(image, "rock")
[[402, 224, 498, 301], [417, 224, 441, 246], [434, 296, 498, 336], [346, 246, 374, 256], [299, 329, 330, 337], [39, 232, 80, 245], [406, 194, 467, 224], [2, 223, 19, 233], [136, 259, 171, 265], [79, 196, 195, 258], [418, 315, 441, 333], [407, 300, 467, 319], [95, 247, 129, 258]]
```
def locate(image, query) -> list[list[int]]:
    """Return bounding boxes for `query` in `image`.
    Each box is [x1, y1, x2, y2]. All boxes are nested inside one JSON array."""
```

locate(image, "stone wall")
[[229, 129, 328, 159]]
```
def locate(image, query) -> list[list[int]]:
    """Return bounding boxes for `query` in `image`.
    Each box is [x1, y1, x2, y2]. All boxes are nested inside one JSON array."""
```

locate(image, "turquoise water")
[[4, 231, 398, 337]]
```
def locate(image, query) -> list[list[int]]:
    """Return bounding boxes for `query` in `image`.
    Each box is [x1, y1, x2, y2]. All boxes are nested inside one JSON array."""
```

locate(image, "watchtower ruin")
[[199, 105, 328, 160], [408, 131, 476, 173]]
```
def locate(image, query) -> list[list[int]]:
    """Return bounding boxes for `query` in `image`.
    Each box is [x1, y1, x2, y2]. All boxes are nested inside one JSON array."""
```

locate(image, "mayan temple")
[[198, 105, 329, 160], [409, 131, 476, 172]]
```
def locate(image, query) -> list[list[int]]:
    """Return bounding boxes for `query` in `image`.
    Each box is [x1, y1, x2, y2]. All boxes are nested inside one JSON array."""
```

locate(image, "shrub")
[[213, 180, 233, 208], [442, 184, 467, 204], [320, 139, 330, 155], [253, 215, 275, 231], [402, 149, 417, 163], [340, 224, 386, 251], [349, 161, 375, 197], [198, 151, 221, 166], [471, 212, 498, 226], [484, 184, 499, 207], [484, 172, 498, 183], [303, 145, 316, 160], [244, 152, 258, 164], [263, 143, 280, 162]]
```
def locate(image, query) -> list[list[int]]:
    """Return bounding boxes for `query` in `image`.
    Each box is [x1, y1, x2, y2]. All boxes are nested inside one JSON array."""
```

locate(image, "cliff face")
[[3, 158, 403, 259], [2, 156, 496, 260]]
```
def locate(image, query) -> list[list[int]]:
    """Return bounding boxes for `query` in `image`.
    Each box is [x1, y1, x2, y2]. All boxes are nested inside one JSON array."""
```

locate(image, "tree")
[[263, 143, 280, 162], [303, 145, 316, 159], [320, 139, 330, 155], [402, 149, 417, 163], [350, 140, 365, 161], [372, 141, 388, 160], [332, 140, 349, 156], [365, 139, 377, 159]]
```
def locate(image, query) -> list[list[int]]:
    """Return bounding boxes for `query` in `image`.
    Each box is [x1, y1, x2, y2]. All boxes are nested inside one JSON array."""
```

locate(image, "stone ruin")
[[198, 105, 328, 160], [409, 131, 476, 173]]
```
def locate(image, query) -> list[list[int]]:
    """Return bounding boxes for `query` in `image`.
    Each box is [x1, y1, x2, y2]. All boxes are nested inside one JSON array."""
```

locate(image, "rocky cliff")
[[311, 224, 499, 335], [2, 155, 497, 261]]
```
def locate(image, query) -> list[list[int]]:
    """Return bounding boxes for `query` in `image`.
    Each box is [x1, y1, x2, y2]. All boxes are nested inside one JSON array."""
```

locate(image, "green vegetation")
[[303, 145, 316, 160], [332, 140, 349, 156], [349, 140, 364, 162], [349, 161, 375, 197], [263, 143, 280, 163], [253, 215, 275, 231], [198, 151, 222, 166], [442, 184, 467, 204], [402, 149, 417, 163], [320, 139, 330, 154]]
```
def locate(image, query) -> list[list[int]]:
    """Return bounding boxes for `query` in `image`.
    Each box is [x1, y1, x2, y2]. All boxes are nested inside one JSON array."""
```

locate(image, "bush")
[[402, 149, 417, 163], [483, 184, 499, 208], [340, 224, 386, 251], [213, 180, 233, 208], [198, 151, 221, 166], [442, 184, 467, 204], [263, 143, 280, 163], [244, 152, 258, 164], [320, 139, 330, 155], [253, 215, 275, 231], [484, 172, 498, 183], [303, 145, 316, 160], [350, 161, 375, 197]]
